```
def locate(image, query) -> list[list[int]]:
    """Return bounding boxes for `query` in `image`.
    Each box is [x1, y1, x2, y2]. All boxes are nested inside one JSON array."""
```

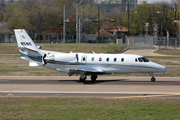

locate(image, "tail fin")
[[14, 29, 39, 52], [14, 29, 42, 63]]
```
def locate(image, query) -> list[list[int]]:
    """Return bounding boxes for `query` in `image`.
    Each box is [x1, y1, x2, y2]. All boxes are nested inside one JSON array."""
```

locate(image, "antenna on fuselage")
[[92, 51, 95, 54]]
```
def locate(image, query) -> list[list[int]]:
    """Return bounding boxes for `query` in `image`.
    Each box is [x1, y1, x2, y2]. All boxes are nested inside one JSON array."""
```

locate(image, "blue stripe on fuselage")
[[20, 51, 41, 62]]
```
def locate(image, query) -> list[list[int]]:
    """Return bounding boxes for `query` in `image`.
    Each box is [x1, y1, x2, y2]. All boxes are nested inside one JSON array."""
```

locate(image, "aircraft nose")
[[158, 64, 167, 72], [161, 66, 167, 72]]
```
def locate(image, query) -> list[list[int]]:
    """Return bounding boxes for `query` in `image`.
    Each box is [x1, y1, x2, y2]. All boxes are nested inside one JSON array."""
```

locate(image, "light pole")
[[130, 11, 137, 35], [63, 5, 66, 43], [157, 10, 170, 48], [174, 3, 177, 27], [127, 1, 130, 36], [76, 0, 84, 43], [157, 11, 167, 35], [38, 12, 41, 43]]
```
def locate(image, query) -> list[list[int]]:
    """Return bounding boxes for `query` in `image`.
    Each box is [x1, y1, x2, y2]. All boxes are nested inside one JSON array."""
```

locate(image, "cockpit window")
[[138, 58, 143, 62], [140, 57, 149, 62], [137, 57, 149, 62], [135, 58, 138, 62]]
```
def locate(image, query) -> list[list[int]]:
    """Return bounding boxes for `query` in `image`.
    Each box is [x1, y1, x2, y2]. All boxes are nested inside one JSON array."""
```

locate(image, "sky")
[[142, 0, 172, 3]]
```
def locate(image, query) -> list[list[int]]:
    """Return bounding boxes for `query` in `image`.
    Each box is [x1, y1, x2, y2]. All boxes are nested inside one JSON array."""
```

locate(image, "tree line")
[[0, 0, 179, 37]]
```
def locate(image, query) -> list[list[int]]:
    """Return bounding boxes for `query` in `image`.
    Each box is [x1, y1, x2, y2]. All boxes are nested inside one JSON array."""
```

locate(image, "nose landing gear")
[[149, 72, 156, 82], [151, 76, 156, 82]]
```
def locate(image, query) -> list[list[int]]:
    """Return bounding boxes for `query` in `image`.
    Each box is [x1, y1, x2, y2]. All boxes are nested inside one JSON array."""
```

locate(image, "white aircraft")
[[14, 29, 167, 82]]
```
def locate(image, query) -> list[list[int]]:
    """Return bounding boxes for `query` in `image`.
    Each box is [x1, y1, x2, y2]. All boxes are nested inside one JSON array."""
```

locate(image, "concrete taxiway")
[[0, 76, 180, 99]]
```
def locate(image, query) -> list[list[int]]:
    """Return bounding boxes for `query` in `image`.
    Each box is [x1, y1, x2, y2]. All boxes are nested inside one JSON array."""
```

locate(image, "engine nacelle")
[[44, 54, 55, 63], [55, 53, 78, 63]]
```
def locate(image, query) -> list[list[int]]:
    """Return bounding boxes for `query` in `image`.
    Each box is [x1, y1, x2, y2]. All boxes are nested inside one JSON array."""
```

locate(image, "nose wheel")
[[151, 77, 156, 82], [149, 72, 156, 82]]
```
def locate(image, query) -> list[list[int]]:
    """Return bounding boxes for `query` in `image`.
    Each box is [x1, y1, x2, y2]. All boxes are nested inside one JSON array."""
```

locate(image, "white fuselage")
[[15, 29, 167, 82], [38, 50, 167, 75]]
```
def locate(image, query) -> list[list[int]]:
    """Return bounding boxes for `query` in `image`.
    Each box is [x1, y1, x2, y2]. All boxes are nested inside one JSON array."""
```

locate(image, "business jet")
[[14, 29, 167, 82]]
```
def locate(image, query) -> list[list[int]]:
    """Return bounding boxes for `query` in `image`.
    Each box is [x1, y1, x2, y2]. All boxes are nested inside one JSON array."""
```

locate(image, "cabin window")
[[114, 58, 117, 62], [121, 58, 124, 62], [135, 58, 138, 62], [92, 57, 94, 61], [99, 57, 102, 61], [106, 58, 109, 62], [83, 57, 86, 61], [138, 58, 143, 62]]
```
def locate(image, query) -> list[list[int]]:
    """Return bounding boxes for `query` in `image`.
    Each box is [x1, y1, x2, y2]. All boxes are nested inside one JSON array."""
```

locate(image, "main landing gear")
[[79, 74, 86, 82], [91, 75, 97, 82], [79, 74, 98, 82], [149, 72, 156, 82]]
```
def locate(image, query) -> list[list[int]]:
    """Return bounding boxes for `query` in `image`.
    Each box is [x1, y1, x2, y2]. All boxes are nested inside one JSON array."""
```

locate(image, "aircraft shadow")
[[81, 79, 127, 84], [79, 80, 180, 85], [50, 79, 128, 84]]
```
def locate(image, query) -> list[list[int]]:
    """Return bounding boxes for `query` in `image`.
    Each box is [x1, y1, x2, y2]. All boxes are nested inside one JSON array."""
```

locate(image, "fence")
[[153, 37, 180, 50], [0, 33, 76, 43], [126, 36, 180, 50], [1, 32, 180, 49], [126, 36, 154, 49], [0, 32, 117, 43]]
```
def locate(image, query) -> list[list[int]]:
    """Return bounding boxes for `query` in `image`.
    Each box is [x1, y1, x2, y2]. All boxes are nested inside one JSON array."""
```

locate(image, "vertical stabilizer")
[[14, 29, 39, 52], [14, 29, 42, 63]]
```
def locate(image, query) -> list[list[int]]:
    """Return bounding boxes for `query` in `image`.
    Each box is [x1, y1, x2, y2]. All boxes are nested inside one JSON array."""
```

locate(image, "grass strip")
[[0, 43, 125, 54], [0, 98, 180, 120], [155, 49, 180, 55]]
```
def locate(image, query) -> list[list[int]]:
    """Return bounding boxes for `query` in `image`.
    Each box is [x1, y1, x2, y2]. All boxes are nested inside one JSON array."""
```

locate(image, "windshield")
[[140, 57, 149, 62]]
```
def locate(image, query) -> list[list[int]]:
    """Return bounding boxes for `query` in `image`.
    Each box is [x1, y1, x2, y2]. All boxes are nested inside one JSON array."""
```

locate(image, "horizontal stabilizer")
[[29, 62, 43, 66]]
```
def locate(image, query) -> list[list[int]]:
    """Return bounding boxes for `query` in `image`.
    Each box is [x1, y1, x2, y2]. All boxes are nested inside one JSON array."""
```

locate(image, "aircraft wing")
[[67, 68, 105, 76]]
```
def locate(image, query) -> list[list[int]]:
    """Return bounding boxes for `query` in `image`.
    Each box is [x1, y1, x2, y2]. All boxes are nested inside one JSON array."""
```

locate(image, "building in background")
[[94, 0, 138, 12], [138, 1, 146, 4], [0, 0, 23, 5]]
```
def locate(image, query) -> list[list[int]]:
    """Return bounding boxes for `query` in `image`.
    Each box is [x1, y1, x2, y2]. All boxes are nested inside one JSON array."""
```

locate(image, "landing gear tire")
[[149, 72, 156, 82], [79, 74, 86, 82], [91, 75, 97, 82], [79, 78, 86, 82], [151, 77, 156, 82]]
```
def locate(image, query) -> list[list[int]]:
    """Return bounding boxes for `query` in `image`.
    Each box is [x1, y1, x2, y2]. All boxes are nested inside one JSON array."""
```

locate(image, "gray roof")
[[0, 22, 12, 33]]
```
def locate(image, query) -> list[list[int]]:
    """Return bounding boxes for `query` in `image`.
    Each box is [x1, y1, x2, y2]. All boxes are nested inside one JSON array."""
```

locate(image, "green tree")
[[82, 4, 106, 34], [7, 0, 62, 33], [122, 2, 177, 36]]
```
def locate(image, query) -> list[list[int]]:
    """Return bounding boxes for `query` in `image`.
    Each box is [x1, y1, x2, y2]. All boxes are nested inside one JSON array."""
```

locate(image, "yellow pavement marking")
[[114, 94, 180, 99]]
